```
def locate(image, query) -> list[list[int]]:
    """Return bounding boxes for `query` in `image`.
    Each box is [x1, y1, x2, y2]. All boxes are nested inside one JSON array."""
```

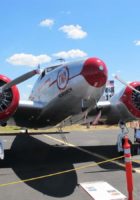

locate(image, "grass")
[[0, 126, 21, 133], [0, 124, 119, 134]]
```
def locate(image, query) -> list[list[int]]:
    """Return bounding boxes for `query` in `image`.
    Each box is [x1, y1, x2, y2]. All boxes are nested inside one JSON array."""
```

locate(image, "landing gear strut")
[[57, 122, 68, 145], [20, 128, 28, 134]]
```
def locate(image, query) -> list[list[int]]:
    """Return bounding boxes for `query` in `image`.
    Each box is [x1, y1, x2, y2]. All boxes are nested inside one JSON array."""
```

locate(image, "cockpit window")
[[41, 70, 45, 79], [46, 64, 62, 72], [40, 64, 63, 79]]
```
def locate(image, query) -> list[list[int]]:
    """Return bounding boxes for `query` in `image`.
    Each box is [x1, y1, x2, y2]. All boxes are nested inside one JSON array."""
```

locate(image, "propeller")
[[0, 69, 40, 94], [114, 75, 140, 95]]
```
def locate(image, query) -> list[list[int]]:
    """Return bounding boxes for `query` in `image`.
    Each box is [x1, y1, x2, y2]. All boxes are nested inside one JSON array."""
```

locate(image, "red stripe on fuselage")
[[49, 80, 57, 87], [68, 73, 80, 81]]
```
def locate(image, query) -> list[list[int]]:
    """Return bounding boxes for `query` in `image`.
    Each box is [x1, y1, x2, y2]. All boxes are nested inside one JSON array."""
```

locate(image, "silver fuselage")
[[11, 59, 106, 128]]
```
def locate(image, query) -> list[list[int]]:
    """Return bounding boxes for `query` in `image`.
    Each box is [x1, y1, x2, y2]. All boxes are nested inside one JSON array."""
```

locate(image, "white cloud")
[[59, 25, 87, 39], [134, 40, 140, 46], [6, 53, 52, 67], [53, 49, 87, 59], [39, 18, 54, 28]]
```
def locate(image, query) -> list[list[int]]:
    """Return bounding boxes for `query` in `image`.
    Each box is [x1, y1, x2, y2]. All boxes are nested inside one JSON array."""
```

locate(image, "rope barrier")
[[132, 159, 140, 164], [0, 134, 139, 188], [0, 155, 124, 187]]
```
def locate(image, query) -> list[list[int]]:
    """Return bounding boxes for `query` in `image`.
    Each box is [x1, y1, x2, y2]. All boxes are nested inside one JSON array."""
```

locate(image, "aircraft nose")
[[81, 57, 108, 87]]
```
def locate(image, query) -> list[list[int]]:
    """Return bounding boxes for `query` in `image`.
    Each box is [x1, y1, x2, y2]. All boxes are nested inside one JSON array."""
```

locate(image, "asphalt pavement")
[[0, 128, 139, 200]]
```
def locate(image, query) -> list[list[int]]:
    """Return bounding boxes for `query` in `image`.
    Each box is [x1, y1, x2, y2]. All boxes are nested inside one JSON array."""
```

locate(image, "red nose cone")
[[81, 57, 108, 87]]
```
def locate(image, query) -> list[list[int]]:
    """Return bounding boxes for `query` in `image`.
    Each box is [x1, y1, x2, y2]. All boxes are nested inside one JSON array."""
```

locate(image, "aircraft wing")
[[89, 81, 140, 124], [17, 100, 43, 111], [95, 100, 122, 124], [88, 100, 128, 125], [8, 100, 44, 127], [88, 101, 114, 124]]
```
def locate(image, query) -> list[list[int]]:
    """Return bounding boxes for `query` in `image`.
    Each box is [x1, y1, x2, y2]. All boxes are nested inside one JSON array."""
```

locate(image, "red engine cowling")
[[120, 82, 140, 118], [0, 75, 20, 121]]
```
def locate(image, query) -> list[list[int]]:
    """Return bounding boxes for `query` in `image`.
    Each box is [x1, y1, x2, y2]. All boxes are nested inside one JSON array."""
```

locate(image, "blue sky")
[[0, 0, 140, 99]]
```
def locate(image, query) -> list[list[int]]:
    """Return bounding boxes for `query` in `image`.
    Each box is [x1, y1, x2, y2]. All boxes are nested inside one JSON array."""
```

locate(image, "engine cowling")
[[0, 75, 20, 121], [120, 82, 140, 118]]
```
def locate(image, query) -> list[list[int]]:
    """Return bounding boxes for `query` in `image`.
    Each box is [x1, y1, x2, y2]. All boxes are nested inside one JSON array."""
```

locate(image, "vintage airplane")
[[0, 57, 108, 129], [0, 55, 140, 158]]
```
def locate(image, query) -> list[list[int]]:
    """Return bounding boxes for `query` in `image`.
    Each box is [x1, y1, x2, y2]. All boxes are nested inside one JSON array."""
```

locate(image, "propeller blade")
[[1, 69, 40, 92], [114, 75, 140, 94]]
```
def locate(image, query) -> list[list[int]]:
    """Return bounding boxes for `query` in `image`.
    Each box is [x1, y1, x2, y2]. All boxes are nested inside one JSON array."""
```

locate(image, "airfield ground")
[[0, 123, 119, 133], [0, 126, 139, 200]]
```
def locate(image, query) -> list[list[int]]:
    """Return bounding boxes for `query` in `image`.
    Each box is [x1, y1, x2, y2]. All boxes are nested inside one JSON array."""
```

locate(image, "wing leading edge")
[[89, 81, 140, 125], [8, 100, 44, 127]]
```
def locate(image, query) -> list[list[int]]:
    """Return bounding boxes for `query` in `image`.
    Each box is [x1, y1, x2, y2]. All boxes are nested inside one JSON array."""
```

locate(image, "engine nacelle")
[[0, 75, 20, 121], [120, 82, 140, 118], [109, 82, 140, 122]]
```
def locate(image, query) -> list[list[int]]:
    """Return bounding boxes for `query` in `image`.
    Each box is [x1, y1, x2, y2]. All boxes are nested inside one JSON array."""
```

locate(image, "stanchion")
[[123, 135, 134, 200]]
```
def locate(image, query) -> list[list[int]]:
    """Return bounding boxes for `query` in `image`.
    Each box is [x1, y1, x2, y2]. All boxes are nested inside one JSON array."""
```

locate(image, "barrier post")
[[123, 135, 133, 200]]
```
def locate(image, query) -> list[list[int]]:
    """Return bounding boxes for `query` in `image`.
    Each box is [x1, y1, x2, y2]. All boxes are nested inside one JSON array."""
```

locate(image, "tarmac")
[[0, 128, 140, 200]]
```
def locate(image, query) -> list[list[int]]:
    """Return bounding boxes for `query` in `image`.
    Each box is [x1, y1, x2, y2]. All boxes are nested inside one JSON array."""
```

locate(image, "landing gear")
[[57, 125, 63, 133], [25, 129, 28, 134], [57, 122, 68, 146], [60, 133, 68, 145], [20, 128, 28, 134]]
